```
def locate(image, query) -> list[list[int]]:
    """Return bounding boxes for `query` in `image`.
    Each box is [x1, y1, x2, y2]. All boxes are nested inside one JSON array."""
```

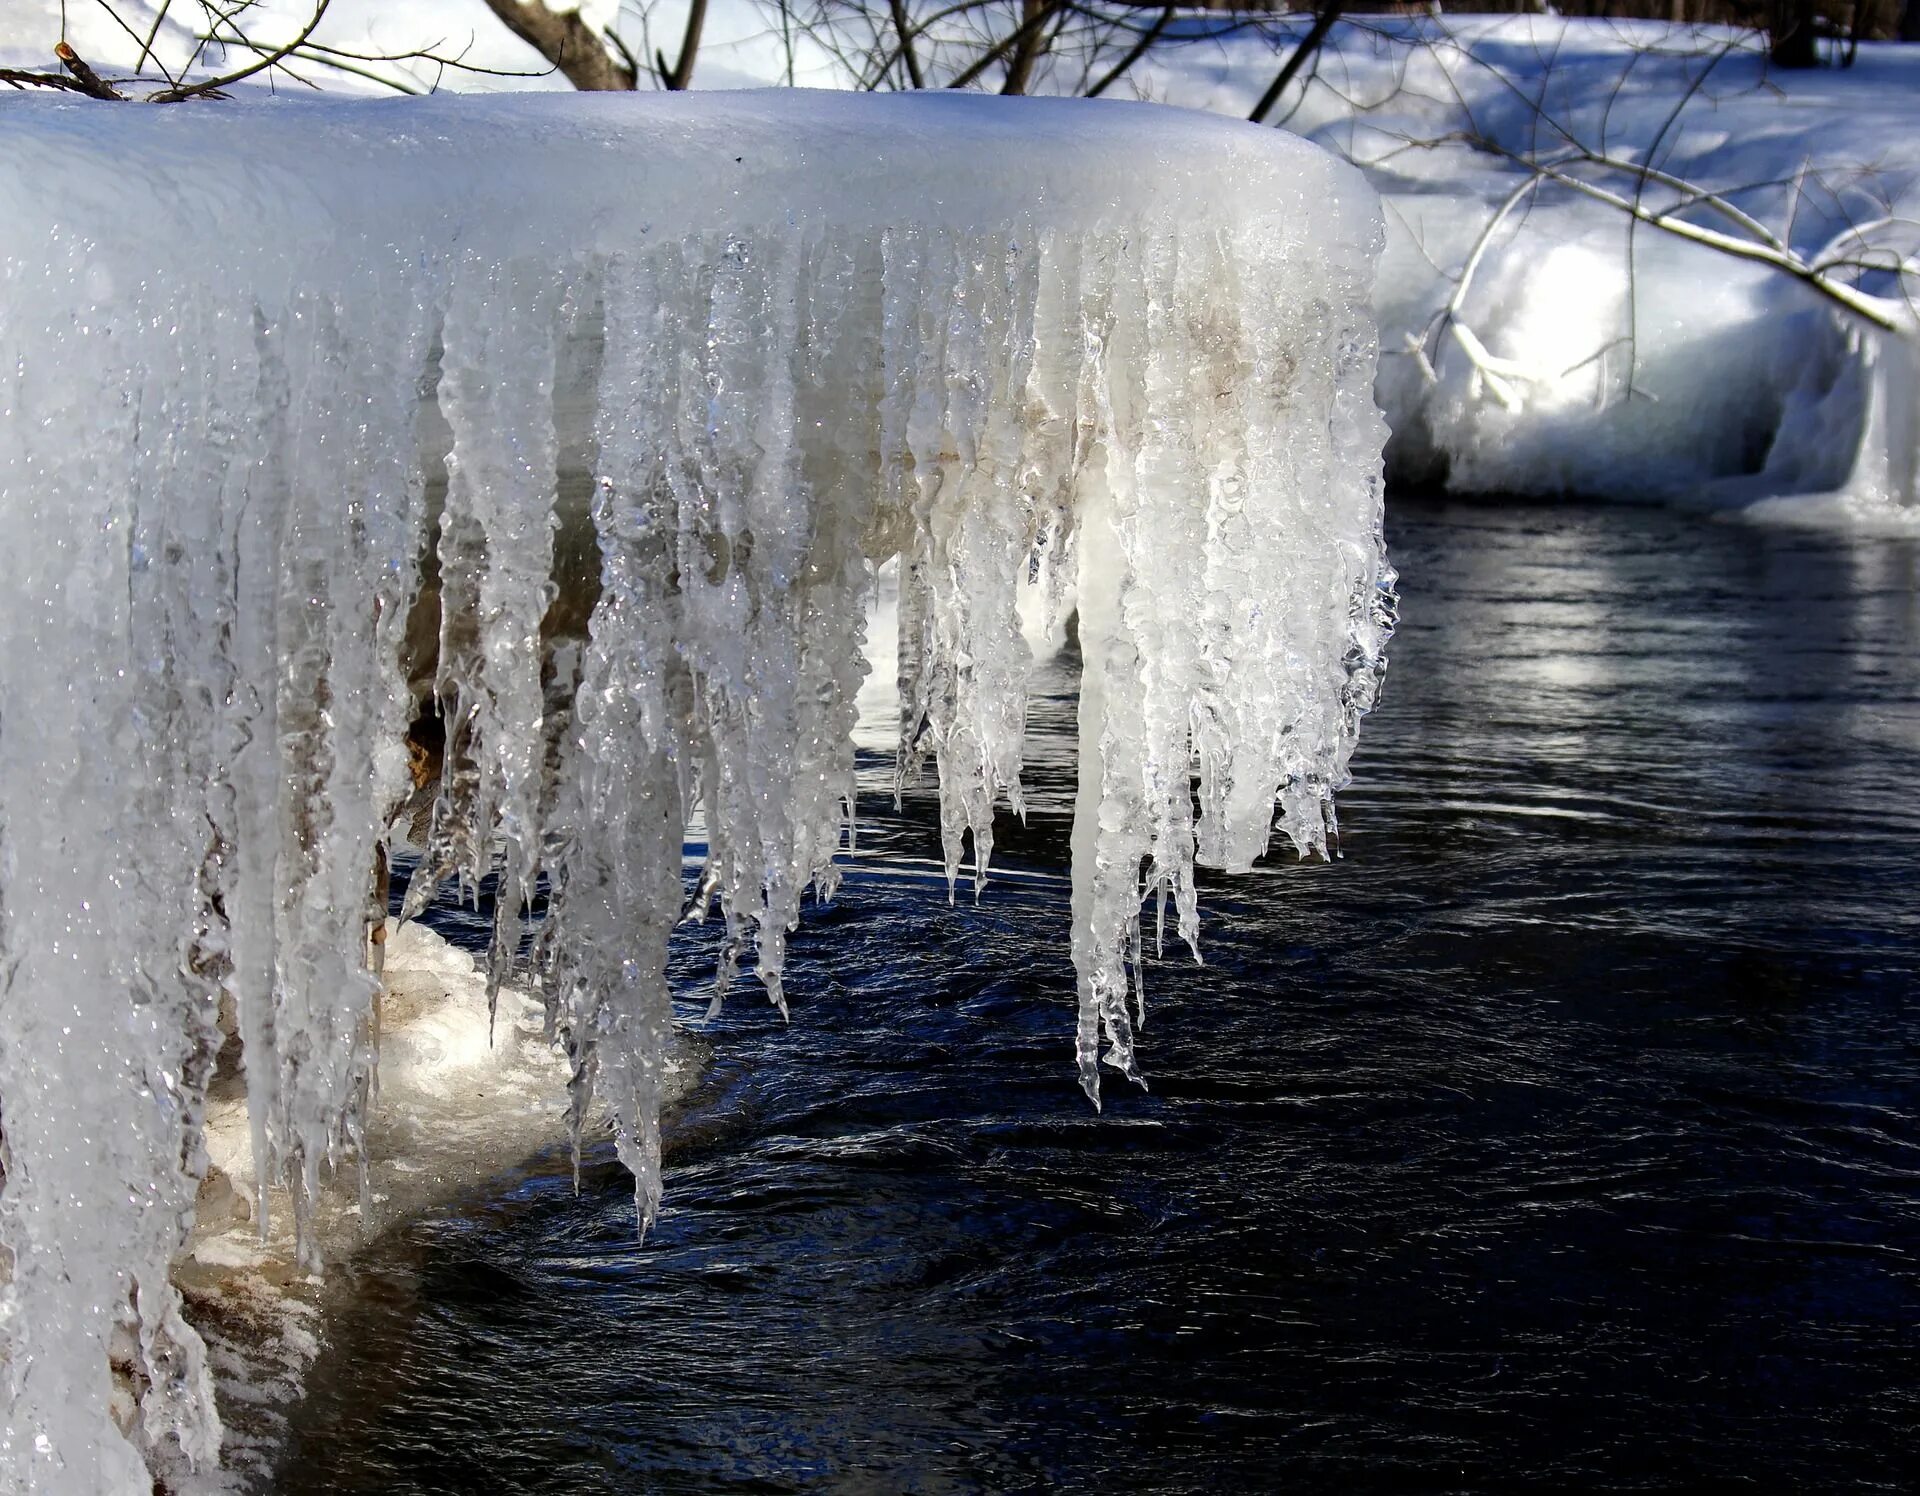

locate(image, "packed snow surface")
[[0, 91, 1390, 1490]]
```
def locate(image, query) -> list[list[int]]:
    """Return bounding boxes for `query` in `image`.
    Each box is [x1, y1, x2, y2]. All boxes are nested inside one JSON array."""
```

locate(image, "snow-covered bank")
[[1131, 18, 1920, 526], [6, 6, 1914, 519]]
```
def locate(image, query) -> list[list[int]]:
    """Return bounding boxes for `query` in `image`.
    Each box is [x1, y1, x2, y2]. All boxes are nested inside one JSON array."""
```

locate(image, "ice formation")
[[0, 91, 1390, 1489]]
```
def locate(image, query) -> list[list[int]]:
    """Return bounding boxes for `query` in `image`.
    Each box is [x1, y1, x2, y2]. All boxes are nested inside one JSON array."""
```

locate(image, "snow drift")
[[0, 91, 1391, 1490], [1136, 17, 1920, 522]]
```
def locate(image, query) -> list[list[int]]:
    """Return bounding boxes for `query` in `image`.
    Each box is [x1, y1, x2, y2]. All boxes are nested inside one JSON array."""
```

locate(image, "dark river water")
[[280, 498, 1920, 1494]]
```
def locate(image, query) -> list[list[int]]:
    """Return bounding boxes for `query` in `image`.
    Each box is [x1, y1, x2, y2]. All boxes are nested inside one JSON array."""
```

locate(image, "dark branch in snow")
[[0, 67, 88, 94], [55, 42, 127, 100]]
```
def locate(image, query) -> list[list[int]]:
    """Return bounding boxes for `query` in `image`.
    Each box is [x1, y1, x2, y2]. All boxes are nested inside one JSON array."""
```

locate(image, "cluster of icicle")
[[0, 223, 1389, 1488]]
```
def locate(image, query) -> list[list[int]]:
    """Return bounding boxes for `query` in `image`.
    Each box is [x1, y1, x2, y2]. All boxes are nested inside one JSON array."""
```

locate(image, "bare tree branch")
[[479, 0, 636, 90], [889, 0, 926, 88], [149, 0, 334, 101], [1249, 4, 1343, 127], [89, 0, 177, 87], [1000, 0, 1051, 95], [1466, 134, 1904, 332], [661, 0, 708, 90], [136, 0, 179, 80], [1086, 4, 1170, 99], [1417, 171, 1543, 384], [0, 67, 88, 94], [946, 0, 1059, 91]]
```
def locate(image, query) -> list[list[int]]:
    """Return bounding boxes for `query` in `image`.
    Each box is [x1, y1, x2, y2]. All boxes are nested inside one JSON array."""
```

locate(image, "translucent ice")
[[0, 91, 1389, 1489]]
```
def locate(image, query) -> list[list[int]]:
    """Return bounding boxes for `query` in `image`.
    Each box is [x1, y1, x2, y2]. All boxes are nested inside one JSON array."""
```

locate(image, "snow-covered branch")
[[1462, 133, 1908, 334]]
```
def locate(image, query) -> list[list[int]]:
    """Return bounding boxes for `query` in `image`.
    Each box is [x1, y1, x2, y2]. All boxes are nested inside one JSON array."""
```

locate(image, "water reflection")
[[280, 499, 1919, 1494]]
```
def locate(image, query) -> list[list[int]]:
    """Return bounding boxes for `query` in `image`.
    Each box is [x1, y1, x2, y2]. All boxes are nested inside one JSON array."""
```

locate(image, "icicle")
[[259, 291, 436, 1256], [0, 259, 233, 1488], [415, 259, 563, 1011], [540, 253, 685, 1228], [1067, 233, 1149, 1099]]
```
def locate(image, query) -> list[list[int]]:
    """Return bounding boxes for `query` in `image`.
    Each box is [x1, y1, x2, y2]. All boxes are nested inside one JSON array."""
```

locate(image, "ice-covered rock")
[[170, 917, 701, 1493], [0, 90, 1390, 1490]]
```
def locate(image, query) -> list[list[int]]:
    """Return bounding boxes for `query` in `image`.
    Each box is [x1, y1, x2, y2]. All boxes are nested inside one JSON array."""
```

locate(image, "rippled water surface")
[[282, 500, 1919, 1493]]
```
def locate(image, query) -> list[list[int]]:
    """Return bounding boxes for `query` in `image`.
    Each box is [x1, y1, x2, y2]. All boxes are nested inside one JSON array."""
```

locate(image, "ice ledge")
[[0, 89, 1376, 268]]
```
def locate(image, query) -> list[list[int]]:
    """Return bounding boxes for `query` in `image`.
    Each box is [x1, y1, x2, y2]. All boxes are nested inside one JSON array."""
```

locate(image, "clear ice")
[[0, 91, 1391, 1489]]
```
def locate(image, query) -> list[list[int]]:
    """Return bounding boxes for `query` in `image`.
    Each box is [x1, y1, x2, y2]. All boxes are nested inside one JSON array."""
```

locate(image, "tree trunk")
[[1001, 0, 1050, 97], [1768, 0, 1822, 67], [480, 0, 636, 91]]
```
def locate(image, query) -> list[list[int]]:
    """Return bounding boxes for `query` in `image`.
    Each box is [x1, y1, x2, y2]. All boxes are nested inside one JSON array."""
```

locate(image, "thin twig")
[[88, 0, 177, 88], [1475, 137, 1902, 332], [1544, 144, 1789, 252], [1420, 172, 1543, 378], [1086, 3, 1170, 99], [136, 0, 177, 80], [946, 1, 1059, 92], [149, 0, 333, 100], [180, 0, 252, 82], [1249, 4, 1344, 126]]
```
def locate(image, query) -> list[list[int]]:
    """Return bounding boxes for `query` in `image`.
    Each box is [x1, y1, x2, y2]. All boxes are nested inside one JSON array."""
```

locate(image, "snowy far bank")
[[0, 90, 1389, 1491], [1130, 16, 1920, 527]]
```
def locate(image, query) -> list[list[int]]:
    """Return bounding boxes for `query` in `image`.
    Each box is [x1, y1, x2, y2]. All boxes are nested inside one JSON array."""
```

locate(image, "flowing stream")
[[278, 497, 1919, 1493]]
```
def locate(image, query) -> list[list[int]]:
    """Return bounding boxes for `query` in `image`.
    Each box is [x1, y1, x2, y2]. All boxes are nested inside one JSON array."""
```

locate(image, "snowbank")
[[1128, 17, 1920, 525], [7, 6, 1914, 517]]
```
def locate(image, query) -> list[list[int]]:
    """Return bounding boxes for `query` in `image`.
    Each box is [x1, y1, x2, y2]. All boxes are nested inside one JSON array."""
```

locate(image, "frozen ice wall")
[[0, 91, 1390, 1490]]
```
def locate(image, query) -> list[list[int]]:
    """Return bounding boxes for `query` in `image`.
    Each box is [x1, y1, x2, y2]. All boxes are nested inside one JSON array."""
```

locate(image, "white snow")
[[7, 9, 1915, 519], [0, 90, 1388, 1490], [1126, 17, 1920, 525]]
